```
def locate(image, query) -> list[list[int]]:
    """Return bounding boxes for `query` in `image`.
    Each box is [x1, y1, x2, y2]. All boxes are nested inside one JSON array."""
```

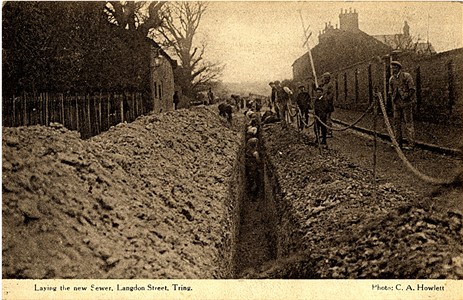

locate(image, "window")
[[158, 82, 163, 99]]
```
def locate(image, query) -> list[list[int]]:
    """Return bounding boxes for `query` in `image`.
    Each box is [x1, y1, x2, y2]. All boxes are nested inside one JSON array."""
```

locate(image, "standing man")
[[173, 91, 180, 110], [388, 60, 416, 150], [207, 87, 214, 105], [296, 85, 311, 130], [313, 87, 329, 145], [320, 72, 335, 137], [275, 81, 290, 124], [269, 82, 277, 111], [273, 81, 281, 118]]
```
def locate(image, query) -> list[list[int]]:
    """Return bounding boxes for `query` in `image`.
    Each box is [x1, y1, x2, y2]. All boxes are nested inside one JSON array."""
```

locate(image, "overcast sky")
[[196, 1, 463, 83]]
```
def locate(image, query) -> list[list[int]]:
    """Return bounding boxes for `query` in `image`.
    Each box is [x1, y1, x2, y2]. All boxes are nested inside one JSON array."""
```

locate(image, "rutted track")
[[239, 122, 462, 278], [332, 117, 462, 157]]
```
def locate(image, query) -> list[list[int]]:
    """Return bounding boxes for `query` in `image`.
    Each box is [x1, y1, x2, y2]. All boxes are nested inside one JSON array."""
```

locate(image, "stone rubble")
[[2, 106, 242, 279], [255, 123, 462, 279]]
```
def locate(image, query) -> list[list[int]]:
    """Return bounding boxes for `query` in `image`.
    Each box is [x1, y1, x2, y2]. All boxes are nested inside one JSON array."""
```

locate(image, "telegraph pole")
[[298, 10, 318, 88]]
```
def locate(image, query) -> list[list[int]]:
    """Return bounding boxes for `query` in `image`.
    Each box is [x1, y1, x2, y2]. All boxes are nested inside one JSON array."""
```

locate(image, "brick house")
[[292, 9, 463, 125], [149, 41, 177, 113], [293, 9, 391, 89]]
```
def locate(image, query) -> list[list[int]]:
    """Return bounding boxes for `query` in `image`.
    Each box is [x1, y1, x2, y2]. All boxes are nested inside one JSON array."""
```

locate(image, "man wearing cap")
[[388, 60, 416, 150], [296, 85, 311, 130], [269, 82, 277, 111], [313, 87, 329, 145], [320, 72, 335, 136], [275, 80, 289, 124]]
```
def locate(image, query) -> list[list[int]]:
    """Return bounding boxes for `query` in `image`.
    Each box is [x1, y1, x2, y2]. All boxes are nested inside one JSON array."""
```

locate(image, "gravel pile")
[[2, 106, 243, 279], [257, 123, 462, 279]]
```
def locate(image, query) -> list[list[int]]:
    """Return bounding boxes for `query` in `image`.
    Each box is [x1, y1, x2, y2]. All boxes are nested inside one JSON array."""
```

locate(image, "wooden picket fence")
[[2, 92, 152, 139]]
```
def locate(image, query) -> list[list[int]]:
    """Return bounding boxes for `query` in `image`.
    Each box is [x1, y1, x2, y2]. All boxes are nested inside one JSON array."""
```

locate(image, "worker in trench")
[[244, 109, 262, 199], [246, 136, 261, 200], [218, 102, 233, 124]]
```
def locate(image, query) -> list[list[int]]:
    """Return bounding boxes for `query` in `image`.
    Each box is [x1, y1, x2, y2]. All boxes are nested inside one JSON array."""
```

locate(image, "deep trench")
[[233, 120, 279, 277]]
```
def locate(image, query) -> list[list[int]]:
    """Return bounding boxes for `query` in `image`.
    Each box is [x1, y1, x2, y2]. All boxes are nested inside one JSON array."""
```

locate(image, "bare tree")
[[104, 1, 165, 37], [154, 1, 223, 97], [393, 33, 420, 52]]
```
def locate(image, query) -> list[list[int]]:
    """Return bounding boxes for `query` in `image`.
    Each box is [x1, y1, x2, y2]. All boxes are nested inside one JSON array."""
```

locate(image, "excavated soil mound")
[[249, 123, 463, 279], [2, 106, 243, 279]]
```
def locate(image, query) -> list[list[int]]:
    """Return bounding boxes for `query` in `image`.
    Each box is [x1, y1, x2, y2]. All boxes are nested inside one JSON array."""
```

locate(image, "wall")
[[330, 48, 463, 125], [150, 49, 175, 113], [395, 49, 463, 124]]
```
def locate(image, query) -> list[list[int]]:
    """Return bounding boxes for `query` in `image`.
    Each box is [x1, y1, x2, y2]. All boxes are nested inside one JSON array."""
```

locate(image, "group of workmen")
[[268, 72, 335, 145], [218, 59, 416, 150], [266, 60, 416, 150]]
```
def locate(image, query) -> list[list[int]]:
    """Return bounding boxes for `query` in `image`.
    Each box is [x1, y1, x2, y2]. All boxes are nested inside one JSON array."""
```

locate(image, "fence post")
[[107, 93, 111, 128], [23, 93, 27, 126], [98, 92, 102, 134], [29, 92, 32, 125], [447, 60, 454, 118], [343, 72, 348, 104], [12, 95, 16, 127], [71, 94, 75, 130], [131, 92, 134, 121], [119, 94, 123, 123], [3, 95, 7, 127], [415, 66, 422, 114], [383, 55, 392, 116], [60, 93, 64, 125], [368, 64, 373, 104], [354, 69, 359, 104], [76, 94, 80, 132], [45, 92, 49, 126], [87, 94, 92, 137], [40, 92, 44, 125], [134, 93, 140, 118]]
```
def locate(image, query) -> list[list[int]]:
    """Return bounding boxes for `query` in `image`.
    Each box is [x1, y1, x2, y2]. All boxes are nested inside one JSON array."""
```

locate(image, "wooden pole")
[[299, 10, 318, 87]]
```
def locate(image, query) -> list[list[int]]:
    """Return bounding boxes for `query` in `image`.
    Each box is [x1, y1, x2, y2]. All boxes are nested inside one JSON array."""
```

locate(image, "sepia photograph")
[[2, 1, 462, 299]]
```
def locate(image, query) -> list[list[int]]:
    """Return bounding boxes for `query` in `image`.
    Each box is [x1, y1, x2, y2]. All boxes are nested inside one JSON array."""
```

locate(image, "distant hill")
[[223, 81, 272, 97]]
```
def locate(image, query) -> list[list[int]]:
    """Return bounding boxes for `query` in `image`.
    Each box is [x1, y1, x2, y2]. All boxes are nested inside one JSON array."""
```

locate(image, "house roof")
[[146, 38, 177, 68], [294, 29, 392, 75]]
